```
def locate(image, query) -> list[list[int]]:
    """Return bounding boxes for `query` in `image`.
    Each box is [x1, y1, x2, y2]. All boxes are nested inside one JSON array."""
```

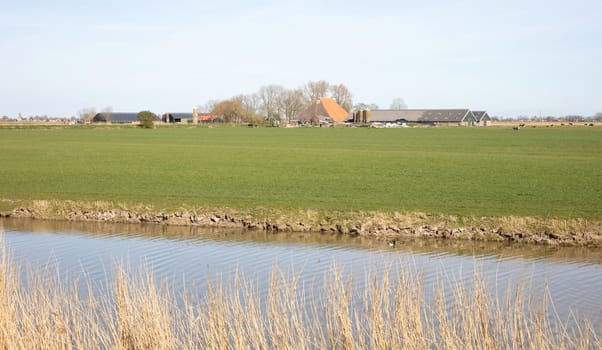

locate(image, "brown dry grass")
[[0, 239, 599, 349]]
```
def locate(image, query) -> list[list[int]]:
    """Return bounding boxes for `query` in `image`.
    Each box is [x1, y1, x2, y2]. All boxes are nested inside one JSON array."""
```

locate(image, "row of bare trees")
[[206, 80, 354, 124]]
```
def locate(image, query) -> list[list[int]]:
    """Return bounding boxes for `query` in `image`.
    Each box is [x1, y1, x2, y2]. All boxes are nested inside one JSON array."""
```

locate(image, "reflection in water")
[[1, 217, 602, 329], [3, 218, 601, 265]]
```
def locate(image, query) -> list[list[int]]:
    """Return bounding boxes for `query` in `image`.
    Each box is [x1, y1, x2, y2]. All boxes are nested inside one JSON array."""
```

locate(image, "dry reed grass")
[[0, 239, 599, 349]]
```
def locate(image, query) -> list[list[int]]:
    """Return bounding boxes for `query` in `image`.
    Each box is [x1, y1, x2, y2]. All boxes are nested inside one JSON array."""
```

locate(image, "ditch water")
[[1, 218, 602, 328]]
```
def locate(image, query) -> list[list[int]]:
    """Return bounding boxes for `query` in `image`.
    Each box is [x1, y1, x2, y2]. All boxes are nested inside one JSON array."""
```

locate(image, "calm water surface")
[[1, 218, 601, 326]]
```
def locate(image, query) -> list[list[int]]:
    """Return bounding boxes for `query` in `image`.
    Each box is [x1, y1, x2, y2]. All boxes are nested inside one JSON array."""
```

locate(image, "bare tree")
[[303, 80, 330, 104], [281, 88, 307, 121], [390, 98, 407, 110], [241, 93, 262, 116], [211, 98, 246, 124], [212, 95, 263, 125], [353, 102, 379, 111], [258, 85, 286, 121], [101, 106, 113, 122], [329, 83, 353, 112], [78, 107, 96, 123], [201, 100, 219, 113]]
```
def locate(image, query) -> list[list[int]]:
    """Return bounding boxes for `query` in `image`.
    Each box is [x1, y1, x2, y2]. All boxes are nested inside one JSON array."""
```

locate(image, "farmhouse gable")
[[296, 98, 350, 124]]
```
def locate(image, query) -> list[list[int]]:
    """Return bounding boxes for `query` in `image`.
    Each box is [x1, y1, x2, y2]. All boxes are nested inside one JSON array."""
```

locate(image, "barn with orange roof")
[[296, 98, 350, 125]]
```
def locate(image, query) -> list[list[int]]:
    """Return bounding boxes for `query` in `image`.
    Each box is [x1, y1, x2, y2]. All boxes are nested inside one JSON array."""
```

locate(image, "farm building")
[[472, 111, 491, 126], [92, 112, 142, 124], [368, 109, 477, 126], [162, 113, 193, 123], [162, 112, 215, 123], [197, 113, 215, 122], [296, 98, 350, 125]]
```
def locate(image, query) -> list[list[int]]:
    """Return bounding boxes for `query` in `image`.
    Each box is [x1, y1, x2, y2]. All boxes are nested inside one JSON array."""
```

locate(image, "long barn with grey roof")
[[368, 109, 477, 126], [93, 112, 143, 124]]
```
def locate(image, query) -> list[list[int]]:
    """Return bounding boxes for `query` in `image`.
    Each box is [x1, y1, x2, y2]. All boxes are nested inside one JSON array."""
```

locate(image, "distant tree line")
[[492, 113, 602, 122], [0, 81, 401, 124], [3, 109, 601, 124], [7, 88, 600, 125], [0, 115, 80, 123]]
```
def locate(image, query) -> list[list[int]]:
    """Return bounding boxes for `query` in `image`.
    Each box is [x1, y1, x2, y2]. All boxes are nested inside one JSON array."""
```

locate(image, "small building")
[[368, 109, 477, 126], [162, 112, 215, 123], [472, 111, 491, 126], [162, 113, 193, 123], [197, 113, 215, 123], [296, 98, 350, 125]]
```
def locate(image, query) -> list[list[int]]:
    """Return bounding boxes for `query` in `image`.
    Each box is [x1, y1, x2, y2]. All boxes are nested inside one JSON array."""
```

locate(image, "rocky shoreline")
[[2, 205, 601, 247]]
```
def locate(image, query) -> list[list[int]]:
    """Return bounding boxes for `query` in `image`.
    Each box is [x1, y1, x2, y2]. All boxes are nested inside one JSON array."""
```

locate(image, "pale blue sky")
[[1, 0, 600, 117]]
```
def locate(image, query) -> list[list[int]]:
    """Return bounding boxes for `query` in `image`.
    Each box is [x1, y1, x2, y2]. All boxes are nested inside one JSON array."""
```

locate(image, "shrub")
[[137, 110, 157, 129]]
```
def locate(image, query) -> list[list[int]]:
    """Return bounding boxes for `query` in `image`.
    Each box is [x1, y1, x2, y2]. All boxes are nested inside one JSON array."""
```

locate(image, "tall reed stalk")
[[0, 241, 598, 349]]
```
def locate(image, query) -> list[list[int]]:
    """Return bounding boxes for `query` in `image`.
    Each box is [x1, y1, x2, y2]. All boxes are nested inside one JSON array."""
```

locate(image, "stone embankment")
[[2, 206, 600, 247]]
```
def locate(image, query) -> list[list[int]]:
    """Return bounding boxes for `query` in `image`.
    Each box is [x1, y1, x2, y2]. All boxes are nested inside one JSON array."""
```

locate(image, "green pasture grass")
[[0, 126, 600, 218]]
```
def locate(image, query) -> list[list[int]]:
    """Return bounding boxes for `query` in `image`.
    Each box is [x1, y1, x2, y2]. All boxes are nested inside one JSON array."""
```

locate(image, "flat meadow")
[[0, 125, 601, 219]]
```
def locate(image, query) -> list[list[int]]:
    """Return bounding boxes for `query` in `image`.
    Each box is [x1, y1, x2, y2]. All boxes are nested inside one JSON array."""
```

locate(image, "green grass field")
[[0, 125, 601, 218]]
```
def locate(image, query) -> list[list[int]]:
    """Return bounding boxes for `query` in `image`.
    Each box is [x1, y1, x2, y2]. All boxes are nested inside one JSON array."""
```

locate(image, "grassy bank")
[[0, 244, 598, 349], [3, 199, 602, 246], [1, 126, 600, 219]]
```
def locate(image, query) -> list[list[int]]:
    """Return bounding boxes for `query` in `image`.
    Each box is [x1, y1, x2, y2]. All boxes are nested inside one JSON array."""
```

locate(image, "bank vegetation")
[[2, 199, 601, 247]]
